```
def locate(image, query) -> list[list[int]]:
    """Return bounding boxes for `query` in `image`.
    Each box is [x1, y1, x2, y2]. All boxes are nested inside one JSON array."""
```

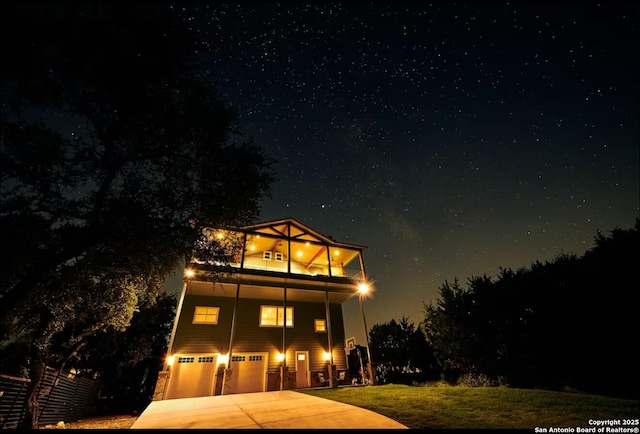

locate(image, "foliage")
[[419, 219, 639, 399], [368, 315, 439, 385], [420, 279, 478, 383], [301, 383, 640, 430], [456, 372, 498, 388], [77, 292, 178, 414], [0, 2, 275, 427]]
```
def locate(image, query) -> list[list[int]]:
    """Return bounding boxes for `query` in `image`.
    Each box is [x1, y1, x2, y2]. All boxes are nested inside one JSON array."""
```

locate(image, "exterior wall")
[[171, 294, 235, 354], [171, 294, 348, 373]]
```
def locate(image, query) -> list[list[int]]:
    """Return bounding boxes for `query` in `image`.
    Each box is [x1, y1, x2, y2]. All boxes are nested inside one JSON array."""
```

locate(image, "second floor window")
[[260, 305, 293, 327], [314, 319, 326, 332], [193, 306, 220, 324]]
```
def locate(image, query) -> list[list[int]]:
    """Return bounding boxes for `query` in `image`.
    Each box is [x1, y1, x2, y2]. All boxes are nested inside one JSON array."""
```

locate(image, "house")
[[153, 217, 372, 400]]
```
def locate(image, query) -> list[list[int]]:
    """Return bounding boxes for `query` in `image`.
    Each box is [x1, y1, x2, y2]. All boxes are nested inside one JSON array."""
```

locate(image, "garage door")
[[228, 353, 267, 394], [165, 354, 218, 399]]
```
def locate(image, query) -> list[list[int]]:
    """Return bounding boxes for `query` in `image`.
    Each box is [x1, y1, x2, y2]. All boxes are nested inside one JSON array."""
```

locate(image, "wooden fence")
[[0, 366, 100, 429]]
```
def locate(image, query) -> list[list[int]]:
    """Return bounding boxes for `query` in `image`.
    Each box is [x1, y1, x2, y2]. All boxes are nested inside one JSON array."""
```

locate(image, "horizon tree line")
[[369, 218, 638, 400]]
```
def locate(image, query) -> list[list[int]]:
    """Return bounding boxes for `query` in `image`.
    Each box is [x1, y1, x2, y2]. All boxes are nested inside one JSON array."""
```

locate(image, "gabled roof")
[[240, 217, 367, 250]]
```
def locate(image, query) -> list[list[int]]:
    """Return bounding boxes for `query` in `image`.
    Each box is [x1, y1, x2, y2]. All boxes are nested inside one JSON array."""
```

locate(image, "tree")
[[420, 220, 638, 398], [369, 315, 439, 384], [420, 279, 478, 382], [73, 291, 178, 415], [0, 3, 275, 427]]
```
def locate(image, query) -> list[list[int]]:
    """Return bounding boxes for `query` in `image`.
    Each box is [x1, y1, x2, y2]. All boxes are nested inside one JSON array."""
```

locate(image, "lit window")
[[260, 305, 293, 327], [193, 306, 220, 324], [314, 319, 326, 332], [263, 251, 272, 260]]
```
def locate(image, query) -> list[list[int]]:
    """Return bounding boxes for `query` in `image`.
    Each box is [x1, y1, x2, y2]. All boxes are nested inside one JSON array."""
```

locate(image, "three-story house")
[[154, 218, 370, 399]]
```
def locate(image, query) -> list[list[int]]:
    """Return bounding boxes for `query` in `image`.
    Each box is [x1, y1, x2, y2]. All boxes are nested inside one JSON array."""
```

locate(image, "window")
[[274, 252, 284, 261], [314, 319, 326, 332], [193, 306, 220, 324], [260, 305, 293, 327], [263, 251, 272, 260]]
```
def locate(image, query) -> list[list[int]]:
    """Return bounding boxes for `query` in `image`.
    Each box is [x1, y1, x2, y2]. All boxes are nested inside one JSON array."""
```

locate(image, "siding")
[[172, 295, 347, 373], [171, 294, 235, 354]]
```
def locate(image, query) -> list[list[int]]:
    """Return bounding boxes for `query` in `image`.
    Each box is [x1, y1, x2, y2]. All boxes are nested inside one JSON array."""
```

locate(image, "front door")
[[295, 351, 309, 388]]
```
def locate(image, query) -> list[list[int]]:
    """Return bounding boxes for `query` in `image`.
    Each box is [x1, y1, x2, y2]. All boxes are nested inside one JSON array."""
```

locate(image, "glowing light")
[[185, 269, 195, 279], [276, 352, 285, 362], [216, 231, 224, 240], [297, 251, 303, 257], [218, 353, 229, 366], [323, 352, 331, 360], [357, 281, 375, 300], [166, 355, 175, 366]]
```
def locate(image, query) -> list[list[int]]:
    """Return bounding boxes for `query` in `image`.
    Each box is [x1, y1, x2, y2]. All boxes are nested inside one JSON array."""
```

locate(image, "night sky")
[[163, 2, 639, 346]]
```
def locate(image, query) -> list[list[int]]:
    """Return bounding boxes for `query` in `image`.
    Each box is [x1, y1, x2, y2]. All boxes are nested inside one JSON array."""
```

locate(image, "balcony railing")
[[226, 257, 364, 280]]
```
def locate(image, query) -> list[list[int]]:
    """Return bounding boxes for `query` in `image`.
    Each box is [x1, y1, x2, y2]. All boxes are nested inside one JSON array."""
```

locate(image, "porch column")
[[358, 251, 376, 385], [325, 291, 336, 388], [157, 279, 188, 400], [164, 279, 187, 371], [281, 287, 288, 390], [221, 283, 241, 395]]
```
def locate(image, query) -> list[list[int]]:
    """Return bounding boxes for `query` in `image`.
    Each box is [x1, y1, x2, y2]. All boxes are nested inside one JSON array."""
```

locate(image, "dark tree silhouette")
[[0, 3, 275, 427], [369, 315, 439, 384], [420, 219, 639, 398], [420, 279, 478, 382], [71, 292, 178, 415]]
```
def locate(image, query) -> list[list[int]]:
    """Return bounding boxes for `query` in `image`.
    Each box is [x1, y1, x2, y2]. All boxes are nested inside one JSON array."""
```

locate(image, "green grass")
[[299, 383, 639, 429]]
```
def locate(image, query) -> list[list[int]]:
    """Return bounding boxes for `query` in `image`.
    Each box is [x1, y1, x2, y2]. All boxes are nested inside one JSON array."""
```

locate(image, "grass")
[[299, 383, 640, 429]]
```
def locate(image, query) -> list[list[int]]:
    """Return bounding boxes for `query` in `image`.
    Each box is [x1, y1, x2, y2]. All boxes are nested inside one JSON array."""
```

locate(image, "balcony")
[[229, 254, 363, 280]]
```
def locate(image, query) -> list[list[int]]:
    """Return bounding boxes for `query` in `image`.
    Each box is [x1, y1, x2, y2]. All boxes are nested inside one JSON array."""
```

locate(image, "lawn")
[[299, 383, 640, 430]]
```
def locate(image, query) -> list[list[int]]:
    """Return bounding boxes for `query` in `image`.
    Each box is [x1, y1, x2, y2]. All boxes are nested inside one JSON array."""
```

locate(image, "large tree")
[[0, 3, 275, 427]]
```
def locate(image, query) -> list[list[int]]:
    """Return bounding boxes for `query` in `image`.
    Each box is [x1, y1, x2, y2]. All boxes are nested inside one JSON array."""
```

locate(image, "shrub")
[[457, 372, 497, 387]]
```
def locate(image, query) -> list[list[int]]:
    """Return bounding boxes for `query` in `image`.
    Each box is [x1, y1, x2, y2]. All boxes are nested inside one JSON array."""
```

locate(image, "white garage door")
[[165, 354, 218, 399], [228, 353, 267, 394]]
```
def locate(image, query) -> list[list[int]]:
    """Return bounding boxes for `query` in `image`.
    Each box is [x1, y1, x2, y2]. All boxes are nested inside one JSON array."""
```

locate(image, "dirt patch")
[[41, 415, 138, 429]]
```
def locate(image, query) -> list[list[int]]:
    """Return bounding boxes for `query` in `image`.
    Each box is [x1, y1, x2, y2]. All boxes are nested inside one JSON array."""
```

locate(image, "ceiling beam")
[[306, 246, 327, 269]]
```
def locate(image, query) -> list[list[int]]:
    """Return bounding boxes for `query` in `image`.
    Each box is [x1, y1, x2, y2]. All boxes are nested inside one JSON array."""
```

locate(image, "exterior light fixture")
[[218, 354, 229, 366], [185, 269, 195, 279]]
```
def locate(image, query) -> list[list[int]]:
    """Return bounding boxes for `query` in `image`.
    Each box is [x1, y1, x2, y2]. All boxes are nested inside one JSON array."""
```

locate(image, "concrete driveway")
[[130, 390, 408, 429]]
